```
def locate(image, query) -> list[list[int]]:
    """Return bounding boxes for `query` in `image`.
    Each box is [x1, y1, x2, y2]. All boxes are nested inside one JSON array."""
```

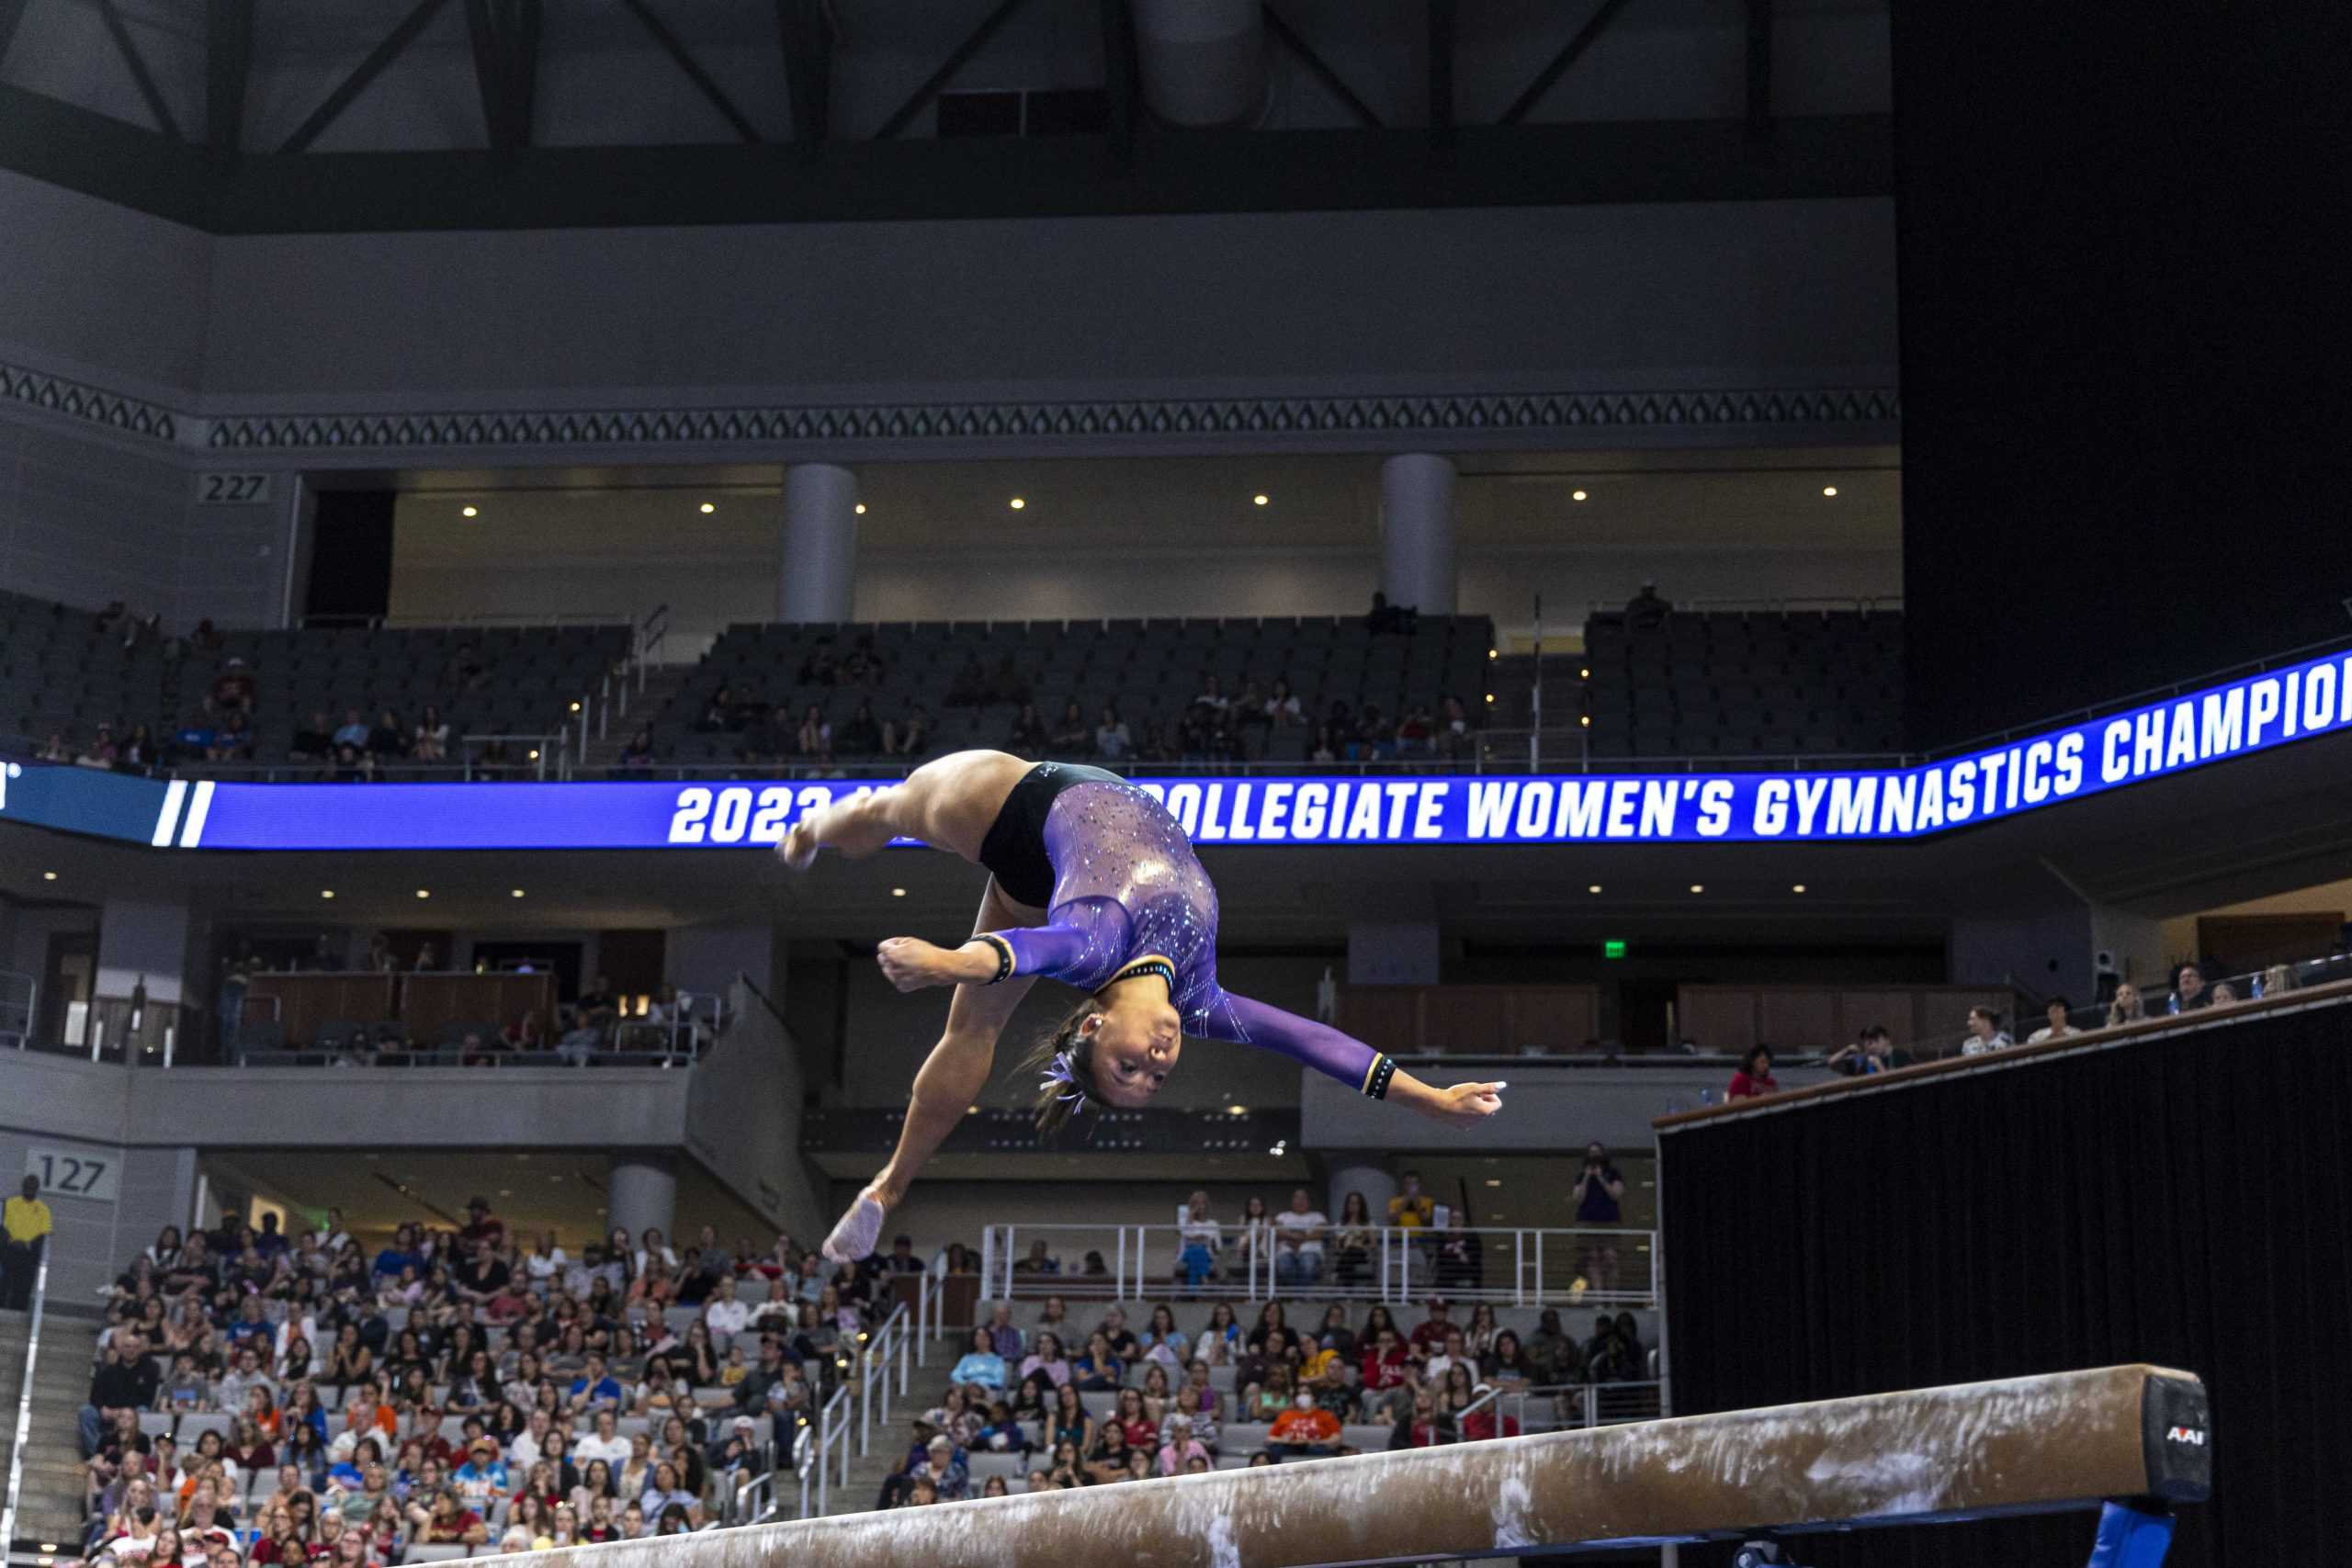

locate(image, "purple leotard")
[[985, 779, 1386, 1095]]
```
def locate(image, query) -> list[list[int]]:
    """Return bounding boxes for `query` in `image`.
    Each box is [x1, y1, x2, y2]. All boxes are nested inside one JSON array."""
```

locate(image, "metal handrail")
[[0, 967, 35, 1052], [979, 1222, 1657, 1308], [1, 1250, 50, 1551]]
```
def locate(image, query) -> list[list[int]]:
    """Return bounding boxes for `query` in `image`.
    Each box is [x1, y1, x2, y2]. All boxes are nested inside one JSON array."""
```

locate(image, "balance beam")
[[495, 1364, 2208, 1568]]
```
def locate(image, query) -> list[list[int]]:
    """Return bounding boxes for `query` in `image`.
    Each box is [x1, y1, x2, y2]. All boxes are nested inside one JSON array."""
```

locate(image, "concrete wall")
[[682, 980, 826, 1245], [0, 1051, 198, 1300], [197, 200, 1895, 408], [0, 170, 211, 397], [119, 1063, 692, 1147]]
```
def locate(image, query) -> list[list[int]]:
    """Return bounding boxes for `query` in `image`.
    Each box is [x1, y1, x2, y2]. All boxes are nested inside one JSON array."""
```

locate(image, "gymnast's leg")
[[776, 748, 1029, 869]]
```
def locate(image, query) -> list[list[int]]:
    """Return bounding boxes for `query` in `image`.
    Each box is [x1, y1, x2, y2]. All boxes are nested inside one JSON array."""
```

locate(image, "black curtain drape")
[[1660, 1001, 2352, 1567]]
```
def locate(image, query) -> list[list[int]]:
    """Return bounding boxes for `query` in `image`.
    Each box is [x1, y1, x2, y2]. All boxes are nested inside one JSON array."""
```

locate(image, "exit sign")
[[1603, 939, 1628, 959]]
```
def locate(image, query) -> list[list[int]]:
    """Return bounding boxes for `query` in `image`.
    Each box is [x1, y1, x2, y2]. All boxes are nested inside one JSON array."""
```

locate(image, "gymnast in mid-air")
[[778, 750, 1508, 1261]]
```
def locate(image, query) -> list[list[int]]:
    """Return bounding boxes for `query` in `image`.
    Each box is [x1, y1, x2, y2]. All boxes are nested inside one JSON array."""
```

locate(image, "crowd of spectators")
[[28, 612, 532, 784], [1727, 955, 2315, 1100], [874, 1286, 1650, 1508], [65, 1200, 943, 1568]]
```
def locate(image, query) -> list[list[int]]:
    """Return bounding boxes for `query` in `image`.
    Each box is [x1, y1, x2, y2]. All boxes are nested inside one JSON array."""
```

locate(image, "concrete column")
[[1327, 1158, 1396, 1232], [609, 1155, 678, 1243], [1134, 0, 1265, 128], [1379, 453, 1457, 614], [777, 463, 860, 623]]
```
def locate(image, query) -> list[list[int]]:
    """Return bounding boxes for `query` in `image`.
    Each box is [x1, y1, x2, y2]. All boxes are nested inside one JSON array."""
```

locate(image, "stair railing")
[[1, 1250, 50, 1551]]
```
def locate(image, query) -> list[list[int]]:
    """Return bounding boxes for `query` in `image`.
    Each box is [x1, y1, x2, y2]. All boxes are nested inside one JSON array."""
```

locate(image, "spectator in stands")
[[1573, 1142, 1625, 1295], [1018, 1332, 1070, 1388], [210, 657, 257, 716], [2028, 998, 2081, 1043], [797, 639, 840, 687], [2169, 963, 2211, 1013], [81, 1330, 161, 1456], [1178, 1191, 1222, 1292], [289, 711, 334, 764], [2106, 981, 2148, 1028], [1827, 1023, 1902, 1075], [1, 1172, 49, 1309], [1011, 1237, 1059, 1278], [117, 723, 156, 774], [835, 700, 884, 757], [842, 635, 885, 687], [793, 703, 831, 763], [1387, 1170, 1435, 1233], [1264, 678, 1304, 729], [1007, 701, 1048, 757], [413, 705, 450, 763], [366, 709, 409, 762], [1048, 701, 1091, 757], [1366, 591, 1415, 637], [885, 702, 933, 758], [695, 686, 736, 733], [982, 1303, 1023, 1361], [1388, 1390, 1454, 1450], [1726, 1043, 1779, 1099], [1432, 1212, 1482, 1294], [332, 709, 370, 752], [1269, 1390, 1341, 1456], [77, 723, 119, 770], [1331, 1191, 1374, 1287], [949, 1327, 1006, 1394], [1070, 1331, 1123, 1392], [1962, 1007, 2013, 1055], [2211, 979, 2242, 1004], [1272, 1188, 1328, 1288], [37, 730, 71, 762], [2260, 964, 2296, 998]]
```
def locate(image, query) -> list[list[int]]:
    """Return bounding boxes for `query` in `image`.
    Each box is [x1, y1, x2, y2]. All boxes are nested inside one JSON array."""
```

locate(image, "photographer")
[[1571, 1143, 1626, 1296]]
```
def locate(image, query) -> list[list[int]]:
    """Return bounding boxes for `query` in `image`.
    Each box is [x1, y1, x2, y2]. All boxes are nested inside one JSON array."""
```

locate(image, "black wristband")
[[1363, 1054, 1396, 1101], [978, 933, 1014, 985]]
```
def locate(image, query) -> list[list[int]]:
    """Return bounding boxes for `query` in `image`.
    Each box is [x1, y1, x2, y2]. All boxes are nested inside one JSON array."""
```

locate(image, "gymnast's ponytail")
[[1019, 998, 1105, 1140]]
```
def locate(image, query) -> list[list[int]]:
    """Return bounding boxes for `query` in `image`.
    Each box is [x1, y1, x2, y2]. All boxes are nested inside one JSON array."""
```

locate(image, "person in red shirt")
[[1267, 1393, 1340, 1455], [1726, 1043, 1780, 1100], [1408, 1298, 1455, 1359], [1359, 1326, 1409, 1393]]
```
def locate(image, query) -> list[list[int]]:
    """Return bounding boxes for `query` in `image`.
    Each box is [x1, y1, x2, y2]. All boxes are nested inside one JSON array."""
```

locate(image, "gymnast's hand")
[[876, 936, 994, 991], [1418, 1080, 1508, 1129]]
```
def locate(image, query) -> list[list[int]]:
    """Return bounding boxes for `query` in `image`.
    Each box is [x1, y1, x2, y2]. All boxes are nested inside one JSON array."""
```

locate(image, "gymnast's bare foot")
[[777, 819, 819, 871]]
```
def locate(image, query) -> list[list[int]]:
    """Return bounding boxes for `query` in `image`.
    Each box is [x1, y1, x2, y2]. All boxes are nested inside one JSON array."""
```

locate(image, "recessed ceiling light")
[[1252, 493, 1269, 506], [1587, 884, 1602, 894], [511, 888, 526, 898], [1689, 884, 1704, 894], [1484, 1179, 1501, 1187], [461, 505, 478, 518], [1227, 1104, 1248, 1115], [498, 1189, 512, 1197], [1008, 497, 1025, 510], [1822, 485, 1838, 497], [854, 502, 866, 514], [1485, 694, 1495, 704], [1579, 715, 1591, 727], [569, 701, 582, 712], [1579, 667, 1590, 679], [41, 871, 57, 881], [415, 889, 431, 899], [1487, 649, 1498, 660], [527, 749, 540, 760], [1571, 489, 1589, 502], [890, 886, 906, 897], [1792, 883, 1807, 893], [320, 889, 334, 899], [699, 502, 716, 513]]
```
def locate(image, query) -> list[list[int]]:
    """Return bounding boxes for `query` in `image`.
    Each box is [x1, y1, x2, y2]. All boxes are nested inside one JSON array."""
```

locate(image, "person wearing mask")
[[1266, 1390, 1340, 1457]]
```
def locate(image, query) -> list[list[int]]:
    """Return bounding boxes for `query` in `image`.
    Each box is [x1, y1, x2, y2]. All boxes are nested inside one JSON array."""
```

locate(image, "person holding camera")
[[1572, 1144, 1625, 1296]]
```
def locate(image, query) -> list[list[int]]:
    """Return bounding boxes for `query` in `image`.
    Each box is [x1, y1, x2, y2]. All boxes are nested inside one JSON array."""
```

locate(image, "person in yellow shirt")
[[1385, 1170, 1435, 1229], [3, 1174, 53, 1309]]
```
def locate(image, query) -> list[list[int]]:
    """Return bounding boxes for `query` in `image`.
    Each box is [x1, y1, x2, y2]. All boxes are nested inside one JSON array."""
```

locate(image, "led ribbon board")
[[5, 649, 2348, 851]]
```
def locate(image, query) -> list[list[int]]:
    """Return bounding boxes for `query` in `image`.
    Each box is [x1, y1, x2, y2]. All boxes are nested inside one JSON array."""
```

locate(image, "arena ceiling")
[[0, 0, 1891, 231]]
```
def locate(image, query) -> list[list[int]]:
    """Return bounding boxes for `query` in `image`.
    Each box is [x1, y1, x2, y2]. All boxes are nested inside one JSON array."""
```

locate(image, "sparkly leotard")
[[984, 778, 1390, 1095]]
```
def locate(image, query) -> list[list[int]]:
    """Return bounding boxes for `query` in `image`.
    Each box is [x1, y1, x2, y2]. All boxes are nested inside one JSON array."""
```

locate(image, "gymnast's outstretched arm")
[[824, 885, 1040, 1260], [1200, 990, 1506, 1129]]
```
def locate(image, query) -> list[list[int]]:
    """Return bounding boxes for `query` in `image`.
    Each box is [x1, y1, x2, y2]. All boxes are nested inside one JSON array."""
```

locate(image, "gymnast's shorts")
[[979, 761, 1120, 908]]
